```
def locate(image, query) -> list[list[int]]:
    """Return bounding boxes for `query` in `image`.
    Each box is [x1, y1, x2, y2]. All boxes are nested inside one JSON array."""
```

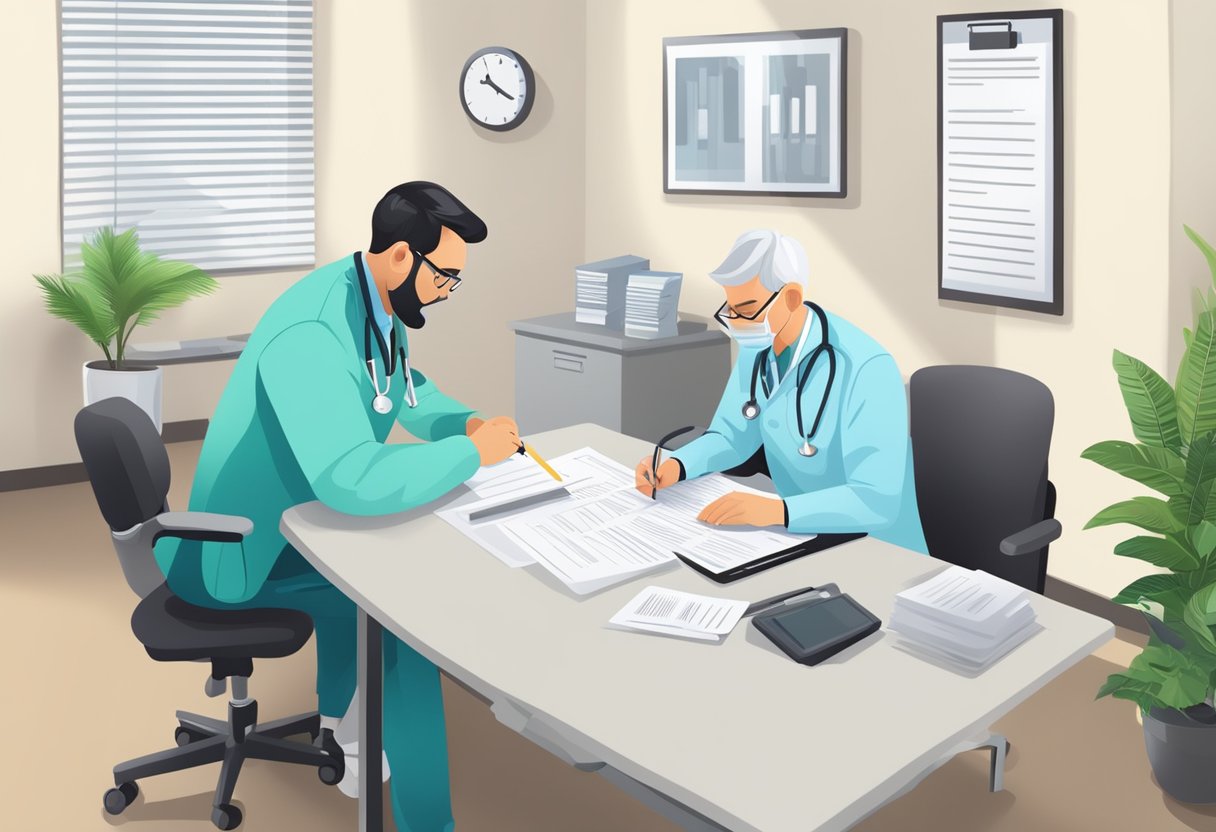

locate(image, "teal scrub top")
[[155, 254, 482, 604], [672, 307, 929, 554]]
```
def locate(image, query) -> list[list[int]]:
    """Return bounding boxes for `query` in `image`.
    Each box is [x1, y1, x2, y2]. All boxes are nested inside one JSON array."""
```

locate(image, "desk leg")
[[358, 609, 384, 832]]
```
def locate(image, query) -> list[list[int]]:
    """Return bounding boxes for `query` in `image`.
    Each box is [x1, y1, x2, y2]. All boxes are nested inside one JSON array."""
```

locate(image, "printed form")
[[497, 452, 810, 594], [940, 38, 1054, 305]]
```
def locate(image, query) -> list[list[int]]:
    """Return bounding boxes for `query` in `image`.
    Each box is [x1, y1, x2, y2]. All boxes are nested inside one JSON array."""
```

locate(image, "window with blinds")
[[60, 0, 315, 273]]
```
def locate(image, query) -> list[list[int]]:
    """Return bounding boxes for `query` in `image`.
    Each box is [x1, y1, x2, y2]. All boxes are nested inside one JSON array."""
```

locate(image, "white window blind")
[[60, 0, 315, 273]]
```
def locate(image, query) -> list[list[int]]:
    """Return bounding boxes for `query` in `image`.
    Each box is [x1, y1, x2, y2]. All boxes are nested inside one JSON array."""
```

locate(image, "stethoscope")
[[741, 301, 837, 458], [354, 254, 418, 415]]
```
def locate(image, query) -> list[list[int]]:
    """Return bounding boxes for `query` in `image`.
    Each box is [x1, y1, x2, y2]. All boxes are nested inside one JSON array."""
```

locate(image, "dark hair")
[[368, 181, 488, 254]]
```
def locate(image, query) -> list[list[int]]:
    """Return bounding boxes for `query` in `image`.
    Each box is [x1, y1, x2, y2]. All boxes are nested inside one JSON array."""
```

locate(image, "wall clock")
[[459, 46, 535, 131]]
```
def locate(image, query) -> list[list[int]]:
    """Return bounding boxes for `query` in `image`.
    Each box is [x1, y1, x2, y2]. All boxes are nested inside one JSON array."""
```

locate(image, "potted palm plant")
[[1084, 224, 1216, 804], [35, 226, 218, 432]]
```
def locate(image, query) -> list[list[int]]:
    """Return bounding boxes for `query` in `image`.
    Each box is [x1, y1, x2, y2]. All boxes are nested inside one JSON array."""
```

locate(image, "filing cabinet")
[[509, 313, 732, 443]]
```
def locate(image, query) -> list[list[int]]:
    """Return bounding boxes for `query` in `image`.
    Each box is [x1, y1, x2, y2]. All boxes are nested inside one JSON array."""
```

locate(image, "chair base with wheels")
[[75, 398, 345, 830], [100, 586, 345, 830]]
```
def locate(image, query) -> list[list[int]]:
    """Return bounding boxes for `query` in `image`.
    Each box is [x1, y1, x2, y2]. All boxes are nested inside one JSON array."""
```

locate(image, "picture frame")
[[663, 28, 847, 198]]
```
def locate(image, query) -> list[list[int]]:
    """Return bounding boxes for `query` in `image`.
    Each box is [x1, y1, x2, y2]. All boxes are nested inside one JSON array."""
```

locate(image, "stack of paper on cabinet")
[[624, 270, 682, 339], [889, 566, 1040, 673], [574, 255, 649, 329]]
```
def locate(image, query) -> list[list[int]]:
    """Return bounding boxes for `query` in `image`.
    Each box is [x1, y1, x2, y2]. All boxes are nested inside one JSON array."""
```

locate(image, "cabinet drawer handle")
[[552, 350, 585, 373]]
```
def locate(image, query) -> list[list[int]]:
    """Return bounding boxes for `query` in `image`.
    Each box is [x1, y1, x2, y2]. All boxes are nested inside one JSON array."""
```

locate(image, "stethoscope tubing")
[[355, 253, 418, 412], [742, 301, 836, 454]]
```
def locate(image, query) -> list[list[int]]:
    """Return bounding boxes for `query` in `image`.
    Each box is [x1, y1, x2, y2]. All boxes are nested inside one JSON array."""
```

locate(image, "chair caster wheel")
[[176, 726, 206, 746], [103, 781, 139, 815], [318, 764, 341, 785], [212, 803, 242, 830]]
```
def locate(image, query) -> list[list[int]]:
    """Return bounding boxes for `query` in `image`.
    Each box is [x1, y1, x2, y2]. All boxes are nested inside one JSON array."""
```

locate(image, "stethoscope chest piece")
[[372, 394, 393, 415], [742, 302, 838, 457]]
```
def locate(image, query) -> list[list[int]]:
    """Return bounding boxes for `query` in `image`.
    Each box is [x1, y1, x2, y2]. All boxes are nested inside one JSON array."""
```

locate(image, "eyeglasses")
[[713, 291, 778, 329], [415, 251, 463, 292]]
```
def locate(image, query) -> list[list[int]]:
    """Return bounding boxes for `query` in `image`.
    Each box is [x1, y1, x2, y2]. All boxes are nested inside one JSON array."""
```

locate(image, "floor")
[[3, 440, 1215, 831]]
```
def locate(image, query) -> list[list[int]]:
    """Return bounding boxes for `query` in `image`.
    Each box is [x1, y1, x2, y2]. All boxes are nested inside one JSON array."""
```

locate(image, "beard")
[[387, 255, 443, 330]]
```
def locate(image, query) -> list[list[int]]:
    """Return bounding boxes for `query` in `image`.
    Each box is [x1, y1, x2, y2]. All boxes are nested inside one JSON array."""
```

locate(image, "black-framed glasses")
[[415, 251, 463, 292], [713, 291, 778, 329]]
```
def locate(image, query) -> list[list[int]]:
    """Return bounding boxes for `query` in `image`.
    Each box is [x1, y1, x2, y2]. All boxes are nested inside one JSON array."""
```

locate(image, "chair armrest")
[[999, 518, 1062, 556], [149, 511, 253, 544]]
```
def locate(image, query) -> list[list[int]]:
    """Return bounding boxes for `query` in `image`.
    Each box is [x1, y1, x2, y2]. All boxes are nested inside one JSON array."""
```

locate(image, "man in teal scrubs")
[[636, 229, 927, 554], [155, 182, 518, 831]]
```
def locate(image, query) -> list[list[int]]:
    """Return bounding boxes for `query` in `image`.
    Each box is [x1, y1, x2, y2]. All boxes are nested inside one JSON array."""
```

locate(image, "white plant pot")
[[83, 360, 163, 433]]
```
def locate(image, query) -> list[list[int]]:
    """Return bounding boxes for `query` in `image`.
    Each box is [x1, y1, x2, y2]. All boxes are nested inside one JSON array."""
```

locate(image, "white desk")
[[281, 424, 1113, 832]]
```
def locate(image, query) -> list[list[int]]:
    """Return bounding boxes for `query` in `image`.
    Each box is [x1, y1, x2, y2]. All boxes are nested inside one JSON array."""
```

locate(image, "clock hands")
[[479, 73, 515, 101]]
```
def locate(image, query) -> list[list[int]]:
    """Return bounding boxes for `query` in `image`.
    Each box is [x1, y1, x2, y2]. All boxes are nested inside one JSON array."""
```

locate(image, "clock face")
[[460, 48, 534, 131]]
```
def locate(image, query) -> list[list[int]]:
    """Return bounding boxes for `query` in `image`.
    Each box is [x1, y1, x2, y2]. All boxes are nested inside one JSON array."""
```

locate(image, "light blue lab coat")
[[672, 308, 929, 553]]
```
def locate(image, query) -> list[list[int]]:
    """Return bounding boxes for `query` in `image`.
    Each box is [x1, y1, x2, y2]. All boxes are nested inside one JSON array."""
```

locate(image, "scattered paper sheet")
[[440, 447, 814, 592], [463, 452, 566, 503], [609, 586, 748, 642]]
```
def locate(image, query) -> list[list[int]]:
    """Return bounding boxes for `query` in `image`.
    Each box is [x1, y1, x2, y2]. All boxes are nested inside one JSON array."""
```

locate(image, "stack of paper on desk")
[[437, 448, 812, 595], [889, 566, 1040, 673], [608, 586, 747, 643]]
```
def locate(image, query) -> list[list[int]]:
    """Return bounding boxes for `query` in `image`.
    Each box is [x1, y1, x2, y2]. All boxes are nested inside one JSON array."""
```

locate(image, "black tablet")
[[752, 593, 881, 666]]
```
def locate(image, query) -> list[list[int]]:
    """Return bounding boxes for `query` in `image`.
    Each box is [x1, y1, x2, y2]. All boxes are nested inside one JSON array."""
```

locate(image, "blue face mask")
[[727, 314, 776, 350], [717, 290, 780, 350]]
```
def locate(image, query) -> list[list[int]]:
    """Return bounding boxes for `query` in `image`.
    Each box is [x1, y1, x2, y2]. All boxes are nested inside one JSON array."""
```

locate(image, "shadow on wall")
[[372, 1, 585, 420], [590, 0, 1086, 371]]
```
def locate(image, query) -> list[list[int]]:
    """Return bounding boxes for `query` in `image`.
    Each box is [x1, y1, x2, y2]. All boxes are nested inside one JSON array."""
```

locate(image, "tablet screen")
[[772, 596, 874, 648]]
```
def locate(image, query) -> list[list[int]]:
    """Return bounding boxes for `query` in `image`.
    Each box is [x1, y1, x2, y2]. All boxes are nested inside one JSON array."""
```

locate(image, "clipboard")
[[675, 532, 866, 584], [936, 10, 1064, 316]]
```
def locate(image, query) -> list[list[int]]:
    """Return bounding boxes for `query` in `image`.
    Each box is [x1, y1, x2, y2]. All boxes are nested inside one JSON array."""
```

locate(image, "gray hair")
[[708, 229, 809, 292]]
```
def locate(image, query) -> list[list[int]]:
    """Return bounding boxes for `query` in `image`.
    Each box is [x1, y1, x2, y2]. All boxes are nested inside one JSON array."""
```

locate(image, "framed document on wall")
[[663, 28, 847, 197], [937, 11, 1064, 315]]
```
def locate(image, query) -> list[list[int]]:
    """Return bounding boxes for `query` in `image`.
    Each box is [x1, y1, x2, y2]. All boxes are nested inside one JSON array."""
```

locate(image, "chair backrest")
[[909, 365, 1055, 593], [74, 397, 171, 597]]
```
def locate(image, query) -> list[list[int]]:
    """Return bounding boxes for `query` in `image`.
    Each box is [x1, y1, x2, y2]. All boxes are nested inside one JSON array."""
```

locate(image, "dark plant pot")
[[1145, 706, 1216, 803]]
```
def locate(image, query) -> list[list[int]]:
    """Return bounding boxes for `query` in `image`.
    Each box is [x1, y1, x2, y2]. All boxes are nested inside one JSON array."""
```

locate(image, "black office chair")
[[908, 365, 1062, 593], [74, 397, 343, 830]]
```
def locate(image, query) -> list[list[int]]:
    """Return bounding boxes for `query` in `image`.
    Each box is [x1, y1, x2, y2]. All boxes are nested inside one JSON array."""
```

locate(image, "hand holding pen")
[[634, 425, 697, 500]]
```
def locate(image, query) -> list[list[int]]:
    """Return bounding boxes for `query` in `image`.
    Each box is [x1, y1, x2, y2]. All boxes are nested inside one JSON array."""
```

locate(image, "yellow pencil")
[[523, 443, 563, 482]]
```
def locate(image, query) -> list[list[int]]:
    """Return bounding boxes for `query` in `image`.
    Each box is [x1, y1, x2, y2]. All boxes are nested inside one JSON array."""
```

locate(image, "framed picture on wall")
[[663, 28, 847, 197]]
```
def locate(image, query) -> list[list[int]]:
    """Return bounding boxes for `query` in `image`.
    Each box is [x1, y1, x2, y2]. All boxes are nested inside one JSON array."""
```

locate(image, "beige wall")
[[584, 0, 1174, 599], [1169, 0, 1216, 369], [1, 0, 1202, 602], [0, 0, 585, 471]]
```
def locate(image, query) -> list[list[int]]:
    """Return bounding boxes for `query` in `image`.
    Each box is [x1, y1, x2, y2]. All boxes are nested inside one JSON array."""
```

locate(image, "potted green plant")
[[35, 226, 218, 432], [1083, 224, 1216, 804]]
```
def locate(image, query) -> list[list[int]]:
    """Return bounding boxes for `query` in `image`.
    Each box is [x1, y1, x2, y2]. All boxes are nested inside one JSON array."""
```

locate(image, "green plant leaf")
[[33, 273, 117, 350], [1186, 225, 1216, 289], [1112, 574, 1190, 617], [1176, 434, 1216, 527], [1196, 521, 1216, 558], [1183, 582, 1216, 652], [1129, 643, 1210, 708], [1113, 536, 1200, 571], [1194, 287, 1211, 324], [1084, 497, 1182, 534], [1176, 309, 1216, 450], [1081, 441, 1186, 498], [1113, 350, 1182, 452], [1097, 673, 1162, 713]]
